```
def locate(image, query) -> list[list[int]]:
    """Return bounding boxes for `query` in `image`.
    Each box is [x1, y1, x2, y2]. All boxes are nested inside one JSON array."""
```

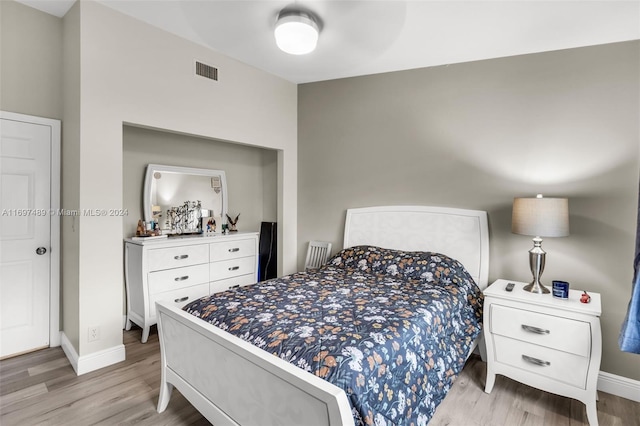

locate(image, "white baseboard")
[[598, 371, 640, 402], [60, 332, 125, 376], [60, 332, 79, 372]]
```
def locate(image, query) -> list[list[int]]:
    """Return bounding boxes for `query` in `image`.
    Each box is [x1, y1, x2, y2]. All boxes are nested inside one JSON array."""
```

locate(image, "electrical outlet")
[[88, 326, 100, 342]]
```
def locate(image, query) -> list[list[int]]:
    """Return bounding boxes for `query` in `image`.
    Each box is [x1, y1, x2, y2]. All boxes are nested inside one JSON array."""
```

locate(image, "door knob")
[[36, 247, 47, 255]]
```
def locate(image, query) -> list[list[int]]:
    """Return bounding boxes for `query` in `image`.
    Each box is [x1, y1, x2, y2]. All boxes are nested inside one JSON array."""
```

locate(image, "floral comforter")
[[183, 246, 483, 426]]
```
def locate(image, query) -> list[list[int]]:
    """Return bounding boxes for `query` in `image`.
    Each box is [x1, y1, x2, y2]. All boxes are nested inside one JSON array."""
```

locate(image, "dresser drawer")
[[210, 238, 256, 262], [148, 263, 209, 294], [490, 304, 591, 356], [210, 256, 255, 281], [147, 244, 209, 272], [493, 335, 589, 389], [210, 273, 256, 294], [149, 283, 209, 318]]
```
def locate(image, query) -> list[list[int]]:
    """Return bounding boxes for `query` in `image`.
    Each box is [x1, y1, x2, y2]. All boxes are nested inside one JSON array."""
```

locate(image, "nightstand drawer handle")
[[228, 248, 240, 252], [174, 296, 189, 303], [522, 354, 551, 367], [228, 266, 240, 271], [174, 276, 189, 281], [522, 324, 550, 334], [174, 254, 189, 260]]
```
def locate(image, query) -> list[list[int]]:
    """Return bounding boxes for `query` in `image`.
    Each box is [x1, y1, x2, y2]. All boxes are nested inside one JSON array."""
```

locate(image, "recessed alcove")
[[122, 125, 278, 241]]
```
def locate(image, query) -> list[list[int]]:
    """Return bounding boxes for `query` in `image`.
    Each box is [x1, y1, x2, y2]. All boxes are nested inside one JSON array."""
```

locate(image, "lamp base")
[[522, 236, 550, 294], [523, 281, 550, 294]]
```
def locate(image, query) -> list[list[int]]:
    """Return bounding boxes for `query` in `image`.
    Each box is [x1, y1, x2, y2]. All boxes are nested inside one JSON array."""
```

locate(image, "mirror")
[[143, 164, 228, 234]]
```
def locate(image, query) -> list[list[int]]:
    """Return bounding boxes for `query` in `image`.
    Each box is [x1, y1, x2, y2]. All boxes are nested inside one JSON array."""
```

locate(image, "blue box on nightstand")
[[552, 280, 570, 299]]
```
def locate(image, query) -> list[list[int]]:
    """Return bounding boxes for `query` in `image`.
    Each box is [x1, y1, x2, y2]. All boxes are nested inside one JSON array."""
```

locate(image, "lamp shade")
[[275, 11, 319, 55], [512, 195, 569, 237]]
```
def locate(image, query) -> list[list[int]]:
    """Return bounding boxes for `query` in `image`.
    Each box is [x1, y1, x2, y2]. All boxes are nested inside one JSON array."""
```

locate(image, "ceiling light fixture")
[[274, 10, 319, 55]]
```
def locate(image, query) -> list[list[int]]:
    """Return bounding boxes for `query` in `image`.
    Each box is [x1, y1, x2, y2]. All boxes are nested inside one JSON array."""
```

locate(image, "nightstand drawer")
[[148, 244, 209, 271], [148, 263, 210, 294], [149, 283, 209, 318], [210, 239, 256, 262], [210, 256, 255, 280], [494, 335, 589, 389], [491, 304, 591, 356]]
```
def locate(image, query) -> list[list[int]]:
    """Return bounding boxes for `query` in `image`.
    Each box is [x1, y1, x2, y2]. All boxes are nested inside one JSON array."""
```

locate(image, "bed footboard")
[[156, 301, 354, 426]]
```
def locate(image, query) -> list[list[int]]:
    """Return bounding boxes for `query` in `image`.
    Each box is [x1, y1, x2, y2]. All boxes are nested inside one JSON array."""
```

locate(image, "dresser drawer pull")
[[228, 266, 240, 271], [174, 254, 189, 260], [228, 248, 240, 252], [174, 276, 189, 281], [522, 354, 551, 367], [521, 324, 550, 334], [174, 296, 189, 303], [229, 284, 240, 289]]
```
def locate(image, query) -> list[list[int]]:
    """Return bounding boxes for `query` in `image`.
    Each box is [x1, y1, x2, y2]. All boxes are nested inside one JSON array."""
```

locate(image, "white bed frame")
[[156, 206, 489, 426]]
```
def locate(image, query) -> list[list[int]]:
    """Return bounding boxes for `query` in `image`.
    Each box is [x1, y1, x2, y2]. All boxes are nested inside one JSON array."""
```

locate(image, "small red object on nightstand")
[[580, 291, 591, 304]]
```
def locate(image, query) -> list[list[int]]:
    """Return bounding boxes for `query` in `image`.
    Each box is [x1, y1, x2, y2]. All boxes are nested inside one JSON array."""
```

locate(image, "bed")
[[155, 206, 489, 426]]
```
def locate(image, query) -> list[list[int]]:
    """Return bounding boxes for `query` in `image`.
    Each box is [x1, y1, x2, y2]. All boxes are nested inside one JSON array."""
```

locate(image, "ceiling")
[[16, 0, 640, 84]]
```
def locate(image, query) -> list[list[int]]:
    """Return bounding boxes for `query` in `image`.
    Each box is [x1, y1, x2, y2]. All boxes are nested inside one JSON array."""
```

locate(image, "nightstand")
[[483, 279, 602, 426]]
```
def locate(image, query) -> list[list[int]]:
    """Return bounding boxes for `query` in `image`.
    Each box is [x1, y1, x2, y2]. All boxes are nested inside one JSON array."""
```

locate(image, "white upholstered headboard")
[[343, 206, 490, 289]]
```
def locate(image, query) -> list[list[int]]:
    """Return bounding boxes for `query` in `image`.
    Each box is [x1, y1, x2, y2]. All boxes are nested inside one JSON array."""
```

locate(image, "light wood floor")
[[1, 328, 639, 426]]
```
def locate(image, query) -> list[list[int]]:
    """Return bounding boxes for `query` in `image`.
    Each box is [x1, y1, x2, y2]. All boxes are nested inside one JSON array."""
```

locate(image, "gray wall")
[[123, 125, 278, 239], [298, 41, 640, 380], [0, 0, 63, 120]]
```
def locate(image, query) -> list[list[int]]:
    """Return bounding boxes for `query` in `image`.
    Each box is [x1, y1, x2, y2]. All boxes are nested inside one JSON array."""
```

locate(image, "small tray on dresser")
[[130, 234, 168, 241]]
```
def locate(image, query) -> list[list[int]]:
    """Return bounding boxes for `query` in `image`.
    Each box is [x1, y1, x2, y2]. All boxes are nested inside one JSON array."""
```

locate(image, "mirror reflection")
[[143, 164, 228, 234]]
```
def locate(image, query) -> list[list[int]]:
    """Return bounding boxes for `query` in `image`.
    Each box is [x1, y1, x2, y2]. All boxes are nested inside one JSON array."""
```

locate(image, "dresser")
[[124, 233, 259, 343], [483, 279, 602, 426]]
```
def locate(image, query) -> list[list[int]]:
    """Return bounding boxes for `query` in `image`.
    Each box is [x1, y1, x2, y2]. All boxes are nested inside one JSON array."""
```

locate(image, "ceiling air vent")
[[195, 61, 218, 81]]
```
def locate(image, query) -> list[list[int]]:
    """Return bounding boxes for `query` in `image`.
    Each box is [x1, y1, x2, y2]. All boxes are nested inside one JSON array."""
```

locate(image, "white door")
[[0, 118, 52, 358]]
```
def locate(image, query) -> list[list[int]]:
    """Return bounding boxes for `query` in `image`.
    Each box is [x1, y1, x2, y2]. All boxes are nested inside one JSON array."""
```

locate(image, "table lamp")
[[512, 194, 569, 293]]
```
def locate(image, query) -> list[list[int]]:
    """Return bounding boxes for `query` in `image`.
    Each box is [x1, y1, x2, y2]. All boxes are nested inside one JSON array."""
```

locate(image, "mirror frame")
[[143, 164, 228, 228]]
